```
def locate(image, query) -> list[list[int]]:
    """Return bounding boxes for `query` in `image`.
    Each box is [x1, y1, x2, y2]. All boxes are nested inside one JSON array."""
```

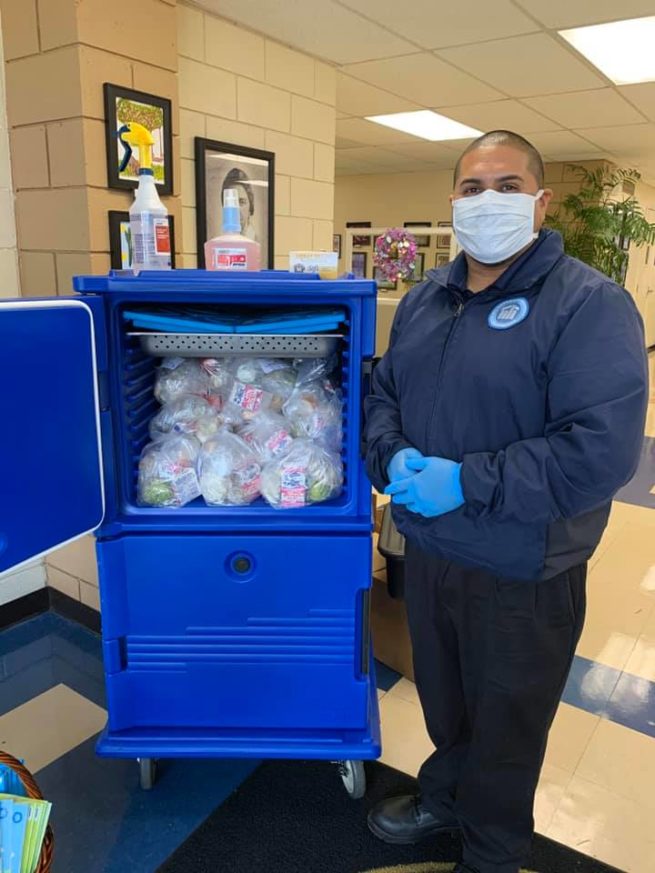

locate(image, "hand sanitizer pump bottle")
[[204, 188, 261, 272]]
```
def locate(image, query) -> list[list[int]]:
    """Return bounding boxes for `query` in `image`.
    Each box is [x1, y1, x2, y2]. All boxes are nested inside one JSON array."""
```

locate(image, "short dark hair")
[[453, 130, 544, 188], [222, 167, 254, 215]]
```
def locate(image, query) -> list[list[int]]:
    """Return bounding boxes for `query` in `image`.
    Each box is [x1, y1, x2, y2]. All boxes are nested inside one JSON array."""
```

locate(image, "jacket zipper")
[[424, 300, 465, 451]]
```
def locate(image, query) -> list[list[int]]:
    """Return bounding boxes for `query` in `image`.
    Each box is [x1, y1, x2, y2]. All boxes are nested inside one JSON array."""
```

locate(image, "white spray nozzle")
[[223, 188, 240, 209]]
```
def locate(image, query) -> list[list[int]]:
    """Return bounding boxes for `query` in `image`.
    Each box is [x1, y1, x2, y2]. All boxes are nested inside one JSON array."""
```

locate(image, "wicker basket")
[[0, 751, 53, 872]]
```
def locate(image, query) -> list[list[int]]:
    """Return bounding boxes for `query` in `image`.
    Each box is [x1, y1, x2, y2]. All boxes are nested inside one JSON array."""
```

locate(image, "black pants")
[[404, 542, 586, 873]]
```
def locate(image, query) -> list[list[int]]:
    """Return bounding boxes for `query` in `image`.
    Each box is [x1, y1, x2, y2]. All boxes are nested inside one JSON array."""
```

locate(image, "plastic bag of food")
[[149, 395, 221, 444], [261, 440, 343, 509], [201, 358, 234, 394], [198, 430, 261, 505], [138, 434, 201, 507], [294, 355, 338, 386], [261, 366, 297, 411], [154, 359, 210, 405], [224, 378, 274, 423], [238, 411, 294, 463], [283, 380, 343, 451]]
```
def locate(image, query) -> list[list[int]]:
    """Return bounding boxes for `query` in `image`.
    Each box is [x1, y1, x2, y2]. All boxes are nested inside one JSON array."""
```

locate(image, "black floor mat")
[[158, 760, 624, 873]]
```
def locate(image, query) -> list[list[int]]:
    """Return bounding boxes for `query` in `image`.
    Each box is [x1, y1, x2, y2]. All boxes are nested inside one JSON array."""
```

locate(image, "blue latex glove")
[[384, 456, 465, 518], [387, 447, 424, 484]]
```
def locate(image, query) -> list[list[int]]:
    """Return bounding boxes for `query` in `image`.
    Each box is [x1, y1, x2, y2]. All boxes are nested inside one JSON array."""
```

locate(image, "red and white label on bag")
[[154, 219, 171, 255], [212, 247, 248, 270], [230, 382, 264, 413], [280, 466, 307, 508]]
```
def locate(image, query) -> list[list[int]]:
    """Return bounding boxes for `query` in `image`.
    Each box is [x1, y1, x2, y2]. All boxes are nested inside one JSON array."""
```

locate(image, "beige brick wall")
[[177, 2, 336, 269], [0, 0, 182, 298]]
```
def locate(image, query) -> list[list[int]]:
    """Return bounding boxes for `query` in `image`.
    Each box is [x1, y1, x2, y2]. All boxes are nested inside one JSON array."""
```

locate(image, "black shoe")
[[367, 794, 459, 845], [453, 865, 480, 873]]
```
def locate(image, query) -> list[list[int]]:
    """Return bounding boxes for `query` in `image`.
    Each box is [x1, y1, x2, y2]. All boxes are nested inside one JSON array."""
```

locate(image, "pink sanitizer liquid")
[[204, 188, 261, 272]]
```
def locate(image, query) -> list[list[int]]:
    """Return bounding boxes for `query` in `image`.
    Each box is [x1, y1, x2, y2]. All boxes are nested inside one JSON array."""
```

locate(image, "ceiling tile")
[[512, 0, 655, 29], [335, 136, 365, 148], [527, 130, 606, 158], [336, 117, 419, 146], [194, 0, 416, 65], [437, 33, 605, 97], [619, 84, 655, 122], [578, 123, 655, 154], [336, 146, 402, 168], [383, 141, 459, 164], [435, 99, 561, 134], [338, 0, 538, 49], [336, 73, 422, 117], [524, 89, 647, 129], [342, 53, 503, 107]]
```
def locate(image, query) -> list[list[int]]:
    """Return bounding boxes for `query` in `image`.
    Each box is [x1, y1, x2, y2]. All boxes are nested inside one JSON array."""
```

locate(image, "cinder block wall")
[[177, 1, 336, 269]]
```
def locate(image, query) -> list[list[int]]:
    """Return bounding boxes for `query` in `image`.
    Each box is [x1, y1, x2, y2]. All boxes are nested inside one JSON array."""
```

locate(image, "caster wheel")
[[339, 760, 366, 799], [138, 757, 157, 790]]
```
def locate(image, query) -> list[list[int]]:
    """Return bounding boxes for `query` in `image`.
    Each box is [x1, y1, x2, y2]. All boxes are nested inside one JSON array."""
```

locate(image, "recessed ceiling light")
[[559, 16, 655, 85], [365, 110, 482, 142]]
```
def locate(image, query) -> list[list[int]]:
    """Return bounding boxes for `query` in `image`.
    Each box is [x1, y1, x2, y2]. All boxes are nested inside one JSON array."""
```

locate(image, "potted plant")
[[547, 165, 655, 285]]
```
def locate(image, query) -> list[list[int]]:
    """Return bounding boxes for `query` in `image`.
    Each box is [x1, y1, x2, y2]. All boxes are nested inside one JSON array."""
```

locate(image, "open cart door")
[[0, 299, 105, 575]]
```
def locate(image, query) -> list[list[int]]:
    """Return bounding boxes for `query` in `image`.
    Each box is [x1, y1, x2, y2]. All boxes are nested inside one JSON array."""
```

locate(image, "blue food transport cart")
[[0, 270, 381, 796]]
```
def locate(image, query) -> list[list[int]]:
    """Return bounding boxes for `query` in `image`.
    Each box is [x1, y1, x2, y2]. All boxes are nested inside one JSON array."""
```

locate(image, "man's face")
[[235, 184, 251, 229], [451, 144, 552, 232]]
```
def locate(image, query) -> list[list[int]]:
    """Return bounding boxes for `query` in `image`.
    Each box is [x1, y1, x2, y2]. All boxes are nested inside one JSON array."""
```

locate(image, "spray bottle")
[[118, 122, 171, 272], [204, 188, 261, 271]]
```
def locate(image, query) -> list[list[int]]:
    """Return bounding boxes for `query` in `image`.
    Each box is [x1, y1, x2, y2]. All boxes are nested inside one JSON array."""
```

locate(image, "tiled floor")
[[0, 383, 653, 873]]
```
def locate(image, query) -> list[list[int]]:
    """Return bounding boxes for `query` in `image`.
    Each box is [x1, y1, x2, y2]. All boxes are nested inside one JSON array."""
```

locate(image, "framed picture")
[[333, 234, 342, 258], [373, 266, 396, 291], [352, 251, 368, 279], [406, 252, 425, 284], [103, 84, 173, 195], [404, 221, 431, 247], [437, 221, 452, 249], [347, 221, 372, 247], [435, 253, 450, 269], [108, 210, 176, 270], [195, 138, 275, 269]]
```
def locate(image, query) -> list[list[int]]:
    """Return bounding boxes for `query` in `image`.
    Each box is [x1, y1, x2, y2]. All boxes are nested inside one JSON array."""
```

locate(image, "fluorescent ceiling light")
[[365, 110, 481, 142], [559, 16, 655, 85]]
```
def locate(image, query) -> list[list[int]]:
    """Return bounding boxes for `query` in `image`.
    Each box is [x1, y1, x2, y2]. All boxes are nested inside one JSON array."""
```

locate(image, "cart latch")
[[359, 358, 379, 459], [103, 637, 127, 673]]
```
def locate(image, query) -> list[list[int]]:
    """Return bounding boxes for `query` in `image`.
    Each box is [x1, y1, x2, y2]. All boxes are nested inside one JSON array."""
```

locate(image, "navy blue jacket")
[[365, 230, 648, 580]]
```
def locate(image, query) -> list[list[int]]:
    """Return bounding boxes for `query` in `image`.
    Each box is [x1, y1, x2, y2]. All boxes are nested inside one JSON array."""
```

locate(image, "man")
[[364, 131, 648, 873]]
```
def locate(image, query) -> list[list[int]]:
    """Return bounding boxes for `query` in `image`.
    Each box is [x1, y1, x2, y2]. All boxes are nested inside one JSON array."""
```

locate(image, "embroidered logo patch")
[[488, 297, 530, 330]]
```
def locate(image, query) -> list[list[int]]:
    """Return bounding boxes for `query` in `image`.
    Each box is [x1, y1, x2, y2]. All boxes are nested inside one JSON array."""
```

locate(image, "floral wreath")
[[373, 228, 418, 282]]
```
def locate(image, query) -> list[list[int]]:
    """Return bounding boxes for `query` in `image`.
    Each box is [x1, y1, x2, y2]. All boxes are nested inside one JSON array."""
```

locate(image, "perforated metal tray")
[[130, 332, 342, 358]]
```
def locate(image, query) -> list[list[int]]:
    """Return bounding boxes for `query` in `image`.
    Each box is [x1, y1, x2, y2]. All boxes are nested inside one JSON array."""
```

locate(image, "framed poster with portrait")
[[108, 210, 176, 270], [195, 138, 275, 269], [437, 221, 452, 249], [435, 252, 450, 269], [352, 251, 368, 279], [373, 266, 396, 291], [403, 221, 431, 247], [406, 252, 425, 283], [104, 84, 173, 195], [347, 221, 372, 247]]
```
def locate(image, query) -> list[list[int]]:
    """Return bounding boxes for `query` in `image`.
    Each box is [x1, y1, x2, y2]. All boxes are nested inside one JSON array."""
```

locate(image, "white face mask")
[[452, 188, 544, 265]]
